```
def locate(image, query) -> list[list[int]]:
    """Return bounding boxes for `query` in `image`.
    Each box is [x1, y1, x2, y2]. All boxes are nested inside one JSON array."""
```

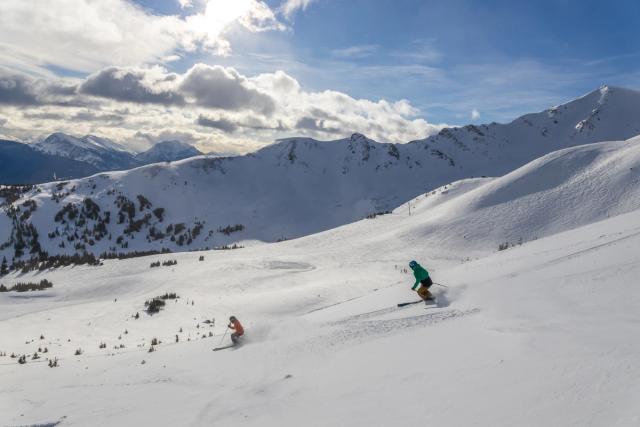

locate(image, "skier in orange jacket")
[[228, 316, 244, 344]]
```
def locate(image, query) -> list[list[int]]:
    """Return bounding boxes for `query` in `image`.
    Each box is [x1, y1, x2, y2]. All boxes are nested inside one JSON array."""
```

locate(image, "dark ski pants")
[[231, 333, 243, 344], [417, 277, 433, 300]]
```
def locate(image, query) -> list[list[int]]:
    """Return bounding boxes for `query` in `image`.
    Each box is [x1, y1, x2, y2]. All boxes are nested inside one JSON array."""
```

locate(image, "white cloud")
[[0, 0, 182, 74], [280, 0, 316, 19], [239, 1, 286, 32], [184, 0, 284, 55], [0, 0, 286, 75], [178, 0, 193, 8], [79, 66, 185, 105], [471, 108, 480, 120], [180, 64, 276, 114], [2, 64, 444, 153], [163, 55, 182, 63]]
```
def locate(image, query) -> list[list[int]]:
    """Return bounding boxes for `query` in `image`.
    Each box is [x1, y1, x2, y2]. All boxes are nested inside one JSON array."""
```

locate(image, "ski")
[[397, 300, 424, 307], [397, 299, 438, 308], [213, 345, 235, 351]]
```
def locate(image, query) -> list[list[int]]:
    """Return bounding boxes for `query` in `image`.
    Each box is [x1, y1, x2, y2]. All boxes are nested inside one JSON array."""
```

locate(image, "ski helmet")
[[409, 260, 418, 269], [229, 316, 236, 322]]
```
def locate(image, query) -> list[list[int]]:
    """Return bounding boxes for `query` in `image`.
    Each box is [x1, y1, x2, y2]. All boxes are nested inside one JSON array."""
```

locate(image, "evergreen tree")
[[0, 256, 8, 276]]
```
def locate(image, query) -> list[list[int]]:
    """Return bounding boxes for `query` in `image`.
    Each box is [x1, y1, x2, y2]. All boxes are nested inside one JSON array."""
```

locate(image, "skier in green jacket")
[[409, 260, 434, 302]]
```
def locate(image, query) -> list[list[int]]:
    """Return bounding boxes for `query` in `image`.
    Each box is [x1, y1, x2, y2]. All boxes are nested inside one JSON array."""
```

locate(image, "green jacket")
[[411, 264, 430, 290]]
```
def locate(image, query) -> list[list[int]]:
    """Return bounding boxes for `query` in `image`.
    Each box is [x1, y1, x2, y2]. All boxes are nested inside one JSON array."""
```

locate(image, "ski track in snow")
[[325, 308, 481, 347]]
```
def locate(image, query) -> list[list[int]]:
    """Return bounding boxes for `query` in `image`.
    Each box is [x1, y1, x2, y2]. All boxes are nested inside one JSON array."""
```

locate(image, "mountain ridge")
[[34, 132, 139, 171], [135, 140, 203, 164], [0, 134, 208, 184], [0, 139, 100, 185]]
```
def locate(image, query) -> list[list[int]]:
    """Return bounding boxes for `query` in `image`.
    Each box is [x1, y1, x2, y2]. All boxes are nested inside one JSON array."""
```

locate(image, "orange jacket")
[[229, 319, 244, 336]]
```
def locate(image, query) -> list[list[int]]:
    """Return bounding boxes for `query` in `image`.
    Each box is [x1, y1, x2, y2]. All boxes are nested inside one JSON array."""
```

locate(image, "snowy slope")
[[1, 173, 639, 426], [135, 140, 203, 164], [379, 136, 640, 257], [34, 132, 141, 171]]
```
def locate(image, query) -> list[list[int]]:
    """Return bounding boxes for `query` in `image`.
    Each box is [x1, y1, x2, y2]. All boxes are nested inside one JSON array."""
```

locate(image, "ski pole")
[[218, 327, 229, 347], [433, 282, 449, 288]]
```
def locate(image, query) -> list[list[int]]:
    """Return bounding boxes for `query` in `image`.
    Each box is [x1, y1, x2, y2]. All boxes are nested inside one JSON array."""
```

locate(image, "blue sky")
[[247, 0, 640, 123], [1, 0, 639, 151], [137, 0, 640, 123]]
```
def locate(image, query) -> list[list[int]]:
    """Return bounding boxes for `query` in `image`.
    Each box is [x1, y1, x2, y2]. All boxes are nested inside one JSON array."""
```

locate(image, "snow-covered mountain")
[[135, 140, 203, 164], [408, 85, 640, 176], [35, 133, 205, 170], [34, 132, 140, 171], [0, 132, 639, 264], [2, 85, 640, 262], [0, 134, 207, 183], [0, 139, 99, 184]]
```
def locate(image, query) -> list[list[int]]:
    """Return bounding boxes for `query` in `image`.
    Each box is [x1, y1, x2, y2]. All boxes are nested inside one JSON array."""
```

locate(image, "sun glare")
[[198, 0, 252, 38]]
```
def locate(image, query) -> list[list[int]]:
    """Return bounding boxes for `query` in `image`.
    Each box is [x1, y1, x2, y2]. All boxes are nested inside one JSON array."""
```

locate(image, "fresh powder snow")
[[1, 132, 640, 425]]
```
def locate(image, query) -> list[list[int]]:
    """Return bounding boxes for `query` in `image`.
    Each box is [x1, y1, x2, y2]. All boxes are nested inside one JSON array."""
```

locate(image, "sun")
[[191, 0, 253, 39]]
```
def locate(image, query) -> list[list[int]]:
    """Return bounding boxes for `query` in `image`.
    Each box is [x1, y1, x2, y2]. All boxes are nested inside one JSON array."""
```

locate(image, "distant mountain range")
[[0, 139, 99, 184], [1, 85, 639, 262], [34, 133, 140, 171], [0, 134, 204, 184]]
